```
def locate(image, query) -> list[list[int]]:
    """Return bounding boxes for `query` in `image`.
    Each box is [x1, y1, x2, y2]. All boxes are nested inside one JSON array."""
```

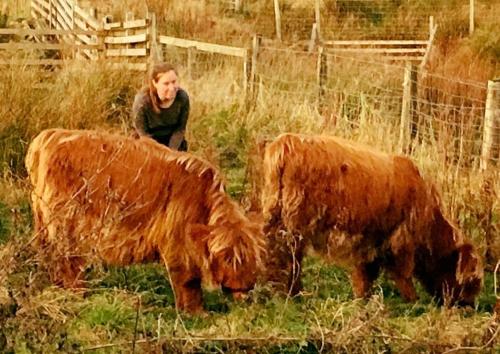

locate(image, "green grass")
[[0, 201, 11, 244], [1, 224, 498, 353], [0, 69, 498, 351], [0, 75, 498, 351]]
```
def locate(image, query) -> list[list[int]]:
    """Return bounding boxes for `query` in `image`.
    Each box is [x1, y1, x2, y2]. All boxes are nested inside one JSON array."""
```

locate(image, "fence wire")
[[250, 44, 498, 169], [233, 0, 500, 42]]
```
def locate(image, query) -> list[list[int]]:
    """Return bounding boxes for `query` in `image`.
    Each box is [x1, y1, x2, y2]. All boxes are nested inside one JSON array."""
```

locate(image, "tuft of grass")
[[0, 201, 10, 245], [91, 264, 175, 308], [0, 178, 32, 245], [77, 293, 136, 332]]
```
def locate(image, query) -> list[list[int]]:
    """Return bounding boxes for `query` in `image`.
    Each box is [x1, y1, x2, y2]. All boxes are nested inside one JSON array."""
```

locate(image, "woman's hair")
[[146, 62, 178, 113]]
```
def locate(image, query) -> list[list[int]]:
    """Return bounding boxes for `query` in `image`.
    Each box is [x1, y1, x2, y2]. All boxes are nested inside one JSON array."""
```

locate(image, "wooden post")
[[421, 17, 437, 69], [243, 51, 249, 98], [409, 63, 418, 142], [235, 0, 242, 12], [480, 80, 500, 170], [273, 0, 282, 42], [187, 46, 196, 79], [316, 46, 327, 113], [469, 0, 475, 36], [79, 3, 88, 59], [99, 15, 112, 60], [315, 0, 321, 42], [89, 8, 97, 60], [89, 7, 96, 19], [399, 62, 412, 153], [149, 12, 162, 62], [250, 34, 261, 95], [308, 22, 317, 53], [125, 11, 134, 22], [48, 0, 53, 29], [125, 11, 134, 54]]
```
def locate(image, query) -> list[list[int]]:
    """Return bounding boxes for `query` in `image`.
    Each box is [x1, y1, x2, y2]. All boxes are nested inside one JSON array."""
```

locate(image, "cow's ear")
[[187, 224, 212, 255]]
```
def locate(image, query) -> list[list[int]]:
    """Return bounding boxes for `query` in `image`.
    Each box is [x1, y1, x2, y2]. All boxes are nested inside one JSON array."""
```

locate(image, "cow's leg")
[[57, 255, 86, 289], [266, 229, 305, 295], [386, 251, 417, 302], [52, 234, 86, 289], [386, 225, 417, 302], [169, 268, 204, 314], [351, 260, 381, 298], [286, 233, 306, 296], [31, 197, 44, 235], [391, 274, 417, 302], [31, 196, 51, 250], [43, 213, 86, 289], [264, 219, 291, 292]]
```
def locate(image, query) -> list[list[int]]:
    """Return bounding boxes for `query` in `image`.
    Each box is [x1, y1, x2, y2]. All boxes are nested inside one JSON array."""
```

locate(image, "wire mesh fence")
[[235, 0, 500, 42], [248, 43, 498, 170], [4, 0, 499, 171]]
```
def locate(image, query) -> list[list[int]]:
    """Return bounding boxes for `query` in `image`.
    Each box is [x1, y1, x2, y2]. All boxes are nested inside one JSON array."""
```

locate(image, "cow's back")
[[26, 129, 217, 265], [262, 133, 426, 235]]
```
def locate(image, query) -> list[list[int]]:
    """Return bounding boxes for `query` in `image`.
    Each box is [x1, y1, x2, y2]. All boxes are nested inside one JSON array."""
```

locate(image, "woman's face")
[[153, 70, 179, 102]]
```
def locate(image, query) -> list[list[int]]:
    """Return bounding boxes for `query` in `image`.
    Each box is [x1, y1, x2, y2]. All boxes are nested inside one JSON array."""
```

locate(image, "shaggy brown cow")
[[262, 133, 483, 305], [26, 129, 265, 313]]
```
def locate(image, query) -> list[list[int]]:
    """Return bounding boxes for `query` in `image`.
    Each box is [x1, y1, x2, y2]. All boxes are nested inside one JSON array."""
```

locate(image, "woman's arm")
[[132, 92, 150, 136], [169, 92, 190, 150]]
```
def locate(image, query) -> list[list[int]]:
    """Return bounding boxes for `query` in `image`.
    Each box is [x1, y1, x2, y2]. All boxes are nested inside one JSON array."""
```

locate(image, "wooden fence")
[[248, 35, 499, 170], [30, 0, 100, 31], [0, 0, 250, 78], [158, 35, 249, 87], [221, 0, 490, 41], [203, 0, 242, 12], [293, 5, 438, 66], [101, 12, 150, 71], [0, 27, 100, 65], [1, 0, 498, 169]]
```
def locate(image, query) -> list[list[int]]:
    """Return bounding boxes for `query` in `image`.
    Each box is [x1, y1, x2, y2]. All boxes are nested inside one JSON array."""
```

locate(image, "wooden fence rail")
[[158, 36, 247, 58], [2, 1, 251, 82], [318, 17, 437, 66]]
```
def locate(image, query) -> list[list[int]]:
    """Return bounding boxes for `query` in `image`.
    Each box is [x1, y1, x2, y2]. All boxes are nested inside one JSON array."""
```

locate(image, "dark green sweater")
[[132, 88, 190, 148]]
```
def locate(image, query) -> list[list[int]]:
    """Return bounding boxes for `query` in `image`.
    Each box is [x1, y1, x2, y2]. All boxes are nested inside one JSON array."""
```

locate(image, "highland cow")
[[26, 129, 265, 313], [262, 133, 483, 306]]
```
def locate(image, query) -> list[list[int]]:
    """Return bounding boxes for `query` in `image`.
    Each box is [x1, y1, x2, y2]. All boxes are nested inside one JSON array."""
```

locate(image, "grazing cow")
[[26, 129, 265, 313], [262, 133, 483, 306]]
